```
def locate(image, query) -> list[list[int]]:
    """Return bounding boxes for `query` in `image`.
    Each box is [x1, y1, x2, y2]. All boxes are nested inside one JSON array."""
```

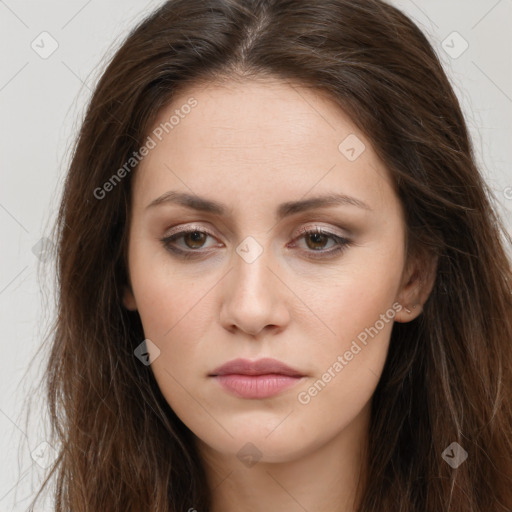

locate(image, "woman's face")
[[124, 77, 421, 465]]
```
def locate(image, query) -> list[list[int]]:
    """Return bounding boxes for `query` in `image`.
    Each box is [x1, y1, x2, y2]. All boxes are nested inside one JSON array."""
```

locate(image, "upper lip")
[[210, 358, 304, 377]]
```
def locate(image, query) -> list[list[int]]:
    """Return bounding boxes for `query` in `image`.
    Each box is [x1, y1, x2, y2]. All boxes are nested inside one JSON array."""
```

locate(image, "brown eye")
[[304, 232, 330, 250], [160, 228, 219, 258], [161, 227, 351, 260], [291, 227, 352, 259], [183, 231, 208, 249]]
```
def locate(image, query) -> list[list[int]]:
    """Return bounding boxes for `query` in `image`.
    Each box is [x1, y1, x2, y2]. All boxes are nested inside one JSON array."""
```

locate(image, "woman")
[[31, 0, 512, 510]]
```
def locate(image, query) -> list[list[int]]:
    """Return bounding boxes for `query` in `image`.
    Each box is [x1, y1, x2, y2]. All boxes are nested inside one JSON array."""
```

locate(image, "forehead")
[[133, 78, 396, 213], [154, 78, 353, 152]]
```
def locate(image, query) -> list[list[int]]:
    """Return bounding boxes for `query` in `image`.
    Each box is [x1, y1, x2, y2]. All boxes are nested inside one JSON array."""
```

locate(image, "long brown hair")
[[30, 0, 512, 510]]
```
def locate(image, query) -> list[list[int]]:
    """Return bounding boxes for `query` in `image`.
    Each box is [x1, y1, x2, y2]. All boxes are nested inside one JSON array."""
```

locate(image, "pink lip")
[[209, 358, 305, 399], [210, 357, 303, 377]]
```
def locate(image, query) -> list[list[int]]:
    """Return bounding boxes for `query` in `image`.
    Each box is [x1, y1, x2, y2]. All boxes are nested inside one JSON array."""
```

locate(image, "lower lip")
[[212, 374, 303, 399]]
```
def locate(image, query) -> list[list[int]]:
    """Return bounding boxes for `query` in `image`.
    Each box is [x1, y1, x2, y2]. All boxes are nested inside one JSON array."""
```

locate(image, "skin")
[[123, 77, 436, 512]]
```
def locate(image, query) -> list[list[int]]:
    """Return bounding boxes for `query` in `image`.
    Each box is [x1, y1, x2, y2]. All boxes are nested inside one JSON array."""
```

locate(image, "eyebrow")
[[145, 190, 372, 220]]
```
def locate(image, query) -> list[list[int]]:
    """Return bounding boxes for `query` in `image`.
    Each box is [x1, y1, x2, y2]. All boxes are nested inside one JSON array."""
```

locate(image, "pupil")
[[308, 233, 326, 249], [186, 231, 205, 247]]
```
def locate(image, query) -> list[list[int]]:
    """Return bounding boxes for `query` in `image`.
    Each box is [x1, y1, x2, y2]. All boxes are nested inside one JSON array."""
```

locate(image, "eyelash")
[[160, 226, 352, 260]]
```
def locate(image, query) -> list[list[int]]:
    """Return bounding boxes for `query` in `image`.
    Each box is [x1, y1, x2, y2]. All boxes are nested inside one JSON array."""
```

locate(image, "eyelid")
[[162, 223, 348, 244], [160, 223, 353, 258], [162, 224, 217, 239], [287, 225, 351, 254], [292, 223, 349, 240]]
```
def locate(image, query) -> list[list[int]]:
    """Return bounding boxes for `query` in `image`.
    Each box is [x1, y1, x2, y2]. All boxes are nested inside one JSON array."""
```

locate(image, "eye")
[[160, 227, 220, 258], [290, 227, 351, 258], [160, 226, 352, 259]]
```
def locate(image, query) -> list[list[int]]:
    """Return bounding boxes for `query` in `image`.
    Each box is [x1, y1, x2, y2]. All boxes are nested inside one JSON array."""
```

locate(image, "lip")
[[210, 357, 304, 377], [209, 358, 305, 399]]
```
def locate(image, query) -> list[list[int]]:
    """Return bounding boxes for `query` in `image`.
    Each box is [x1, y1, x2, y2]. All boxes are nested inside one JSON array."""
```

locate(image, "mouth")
[[209, 358, 305, 399]]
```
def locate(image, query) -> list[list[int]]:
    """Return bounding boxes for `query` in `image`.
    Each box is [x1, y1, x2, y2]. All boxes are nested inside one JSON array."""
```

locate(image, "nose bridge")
[[231, 238, 274, 305], [219, 236, 289, 335]]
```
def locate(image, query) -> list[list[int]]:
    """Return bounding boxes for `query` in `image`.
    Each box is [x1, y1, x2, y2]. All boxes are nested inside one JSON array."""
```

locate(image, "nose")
[[219, 246, 290, 337]]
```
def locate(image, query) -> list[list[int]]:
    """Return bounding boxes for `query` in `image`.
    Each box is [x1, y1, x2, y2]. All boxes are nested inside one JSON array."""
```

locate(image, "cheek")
[[291, 237, 404, 413], [289, 279, 398, 458], [301, 237, 405, 347], [128, 236, 214, 340], [131, 265, 214, 419], [133, 276, 214, 365], [128, 244, 219, 382]]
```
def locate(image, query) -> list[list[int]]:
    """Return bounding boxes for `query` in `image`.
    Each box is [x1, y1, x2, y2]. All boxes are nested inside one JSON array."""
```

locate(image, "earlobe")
[[396, 302, 422, 322], [394, 251, 438, 323], [123, 286, 138, 311]]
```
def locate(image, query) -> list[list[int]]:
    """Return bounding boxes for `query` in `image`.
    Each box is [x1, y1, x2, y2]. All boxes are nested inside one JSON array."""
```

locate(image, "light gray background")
[[1, 1, 511, 509]]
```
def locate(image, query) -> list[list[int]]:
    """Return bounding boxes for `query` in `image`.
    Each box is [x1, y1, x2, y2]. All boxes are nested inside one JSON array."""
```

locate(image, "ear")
[[123, 285, 138, 311], [394, 248, 438, 323]]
